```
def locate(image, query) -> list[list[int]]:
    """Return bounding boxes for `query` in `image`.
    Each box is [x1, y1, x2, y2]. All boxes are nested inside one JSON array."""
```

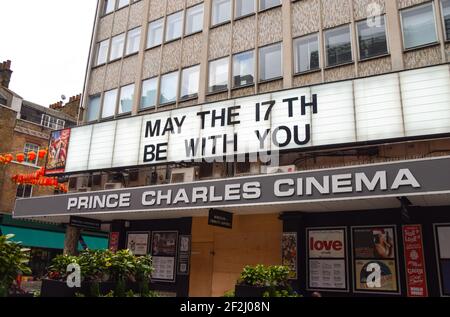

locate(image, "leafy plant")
[[47, 254, 78, 281], [223, 290, 235, 297], [0, 234, 31, 297]]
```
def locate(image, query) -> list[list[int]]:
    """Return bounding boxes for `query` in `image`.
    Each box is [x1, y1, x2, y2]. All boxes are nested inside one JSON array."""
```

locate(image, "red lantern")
[[27, 151, 37, 162], [38, 149, 47, 159], [4, 154, 13, 164], [38, 167, 46, 177], [16, 153, 25, 163], [0, 155, 4, 164]]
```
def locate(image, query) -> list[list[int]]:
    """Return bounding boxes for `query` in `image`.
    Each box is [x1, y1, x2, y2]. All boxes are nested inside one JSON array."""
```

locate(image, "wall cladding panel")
[[258, 7, 283, 47], [88, 66, 107, 95], [397, 0, 430, 9], [232, 16, 256, 53], [258, 80, 283, 93], [167, 0, 184, 14], [404, 46, 442, 69], [353, 0, 386, 20], [358, 56, 392, 77], [112, 7, 129, 36], [161, 40, 182, 73], [149, 0, 167, 21], [231, 86, 256, 99], [324, 64, 355, 82], [182, 34, 203, 67], [97, 15, 114, 41], [209, 24, 232, 60], [293, 71, 323, 88], [104, 61, 122, 91], [129, 1, 145, 29], [292, 0, 321, 38], [322, 0, 351, 29], [143, 48, 161, 78], [120, 55, 139, 86]]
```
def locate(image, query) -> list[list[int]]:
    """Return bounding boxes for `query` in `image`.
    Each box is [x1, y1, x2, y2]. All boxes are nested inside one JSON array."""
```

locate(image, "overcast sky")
[[0, 0, 97, 106]]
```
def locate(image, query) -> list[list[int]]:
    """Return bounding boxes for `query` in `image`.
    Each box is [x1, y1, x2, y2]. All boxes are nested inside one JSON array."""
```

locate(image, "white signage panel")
[[62, 65, 450, 173]]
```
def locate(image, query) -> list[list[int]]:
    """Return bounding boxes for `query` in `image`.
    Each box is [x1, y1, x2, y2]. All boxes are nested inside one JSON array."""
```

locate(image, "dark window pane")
[[442, 0, 450, 39], [294, 34, 320, 73], [358, 16, 388, 60], [325, 25, 352, 67]]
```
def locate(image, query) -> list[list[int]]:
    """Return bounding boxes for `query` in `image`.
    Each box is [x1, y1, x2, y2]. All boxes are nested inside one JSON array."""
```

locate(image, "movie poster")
[[436, 225, 450, 296], [126, 232, 150, 256], [307, 228, 347, 290], [282, 233, 297, 279], [403, 225, 428, 297], [353, 227, 395, 259], [151, 231, 178, 282], [46, 128, 71, 174], [355, 259, 398, 291]]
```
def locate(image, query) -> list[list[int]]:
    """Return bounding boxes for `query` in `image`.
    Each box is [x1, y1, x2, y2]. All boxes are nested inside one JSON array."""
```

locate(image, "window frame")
[[356, 14, 390, 61], [103, 0, 116, 16], [165, 10, 185, 43], [293, 33, 321, 75], [110, 32, 126, 61], [235, 0, 256, 20], [400, 2, 439, 51], [232, 49, 255, 88], [140, 76, 159, 110], [440, 0, 450, 41], [118, 83, 135, 115], [101, 88, 119, 119], [86, 94, 102, 122], [95, 39, 110, 66], [159, 71, 180, 105], [211, 0, 232, 27], [16, 184, 33, 199], [258, 42, 283, 82], [125, 26, 142, 56], [185, 3, 204, 36], [147, 18, 165, 49], [180, 64, 201, 100], [258, 0, 282, 12], [208, 56, 230, 94], [23, 143, 40, 165], [324, 24, 354, 68]]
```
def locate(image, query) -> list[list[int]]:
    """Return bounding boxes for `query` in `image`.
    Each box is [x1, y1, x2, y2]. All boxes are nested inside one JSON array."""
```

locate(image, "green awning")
[[0, 226, 108, 251]]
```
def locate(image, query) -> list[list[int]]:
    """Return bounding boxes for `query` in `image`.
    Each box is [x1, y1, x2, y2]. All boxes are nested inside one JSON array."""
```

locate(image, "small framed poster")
[[126, 232, 150, 256], [151, 231, 178, 283], [306, 227, 348, 292], [178, 235, 191, 276], [282, 232, 298, 280], [351, 225, 400, 294]]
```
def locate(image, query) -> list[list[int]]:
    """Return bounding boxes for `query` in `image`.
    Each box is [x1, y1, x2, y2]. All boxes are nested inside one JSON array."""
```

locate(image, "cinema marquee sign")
[[59, 65, 450, 173], [13, 157, 450, 218]]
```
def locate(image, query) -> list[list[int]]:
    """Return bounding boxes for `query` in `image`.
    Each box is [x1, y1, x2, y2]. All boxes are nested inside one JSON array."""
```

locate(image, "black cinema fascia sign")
[[69, 216, 101, 231], [208, 209, 233, 229]]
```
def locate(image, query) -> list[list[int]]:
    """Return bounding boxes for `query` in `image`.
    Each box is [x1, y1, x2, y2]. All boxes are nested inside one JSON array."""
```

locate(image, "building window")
[[87, 95, 101, 122], [212, 0, 231, 26], [259, 42, 282, 81], [110, 33, 125, 60], [141, 77, 158, 109], [401, 2, 437, 49], [126, 27, 141, 55], [235, 0, 255, 18], [181, 65, 200, 100], [293, 33, 320, 74], [24, 143, 39, 165], [325, 25, 353, 67], [102, 89, 118, 118], [166, 11, 184, 42], [160, 71, 179, 104], [186, 3, 204, 35], [148, 18, 164, 48], [357, 15, 388, 60], [442, 0, 450, 40], [259, 0, 281, 11], [233, 50, 254, 87], [96, 40, 109, 66], [118, 84, 134, 114], [41, 115, 65, 130], [209, 57, 229, 93], [117, 0, 129, 9], [16, 185, 32, 198], [104, 0, 116, 15]]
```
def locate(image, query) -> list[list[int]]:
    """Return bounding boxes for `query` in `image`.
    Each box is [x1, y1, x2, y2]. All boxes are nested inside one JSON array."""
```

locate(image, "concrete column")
[[64, 225, 81, 256], [282, 0, 293, 89], [198, 0, 212, 104], [385, 0, 404, 71]]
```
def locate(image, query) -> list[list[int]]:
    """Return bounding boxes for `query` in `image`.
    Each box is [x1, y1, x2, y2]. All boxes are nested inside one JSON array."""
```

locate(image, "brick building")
[[0, 60, 106, 277], [12, 0, 450, 297]]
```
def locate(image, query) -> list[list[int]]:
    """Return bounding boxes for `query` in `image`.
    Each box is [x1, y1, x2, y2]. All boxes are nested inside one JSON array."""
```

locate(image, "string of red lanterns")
[[1, 149, 68, 193], [0, 149, 48, 165]]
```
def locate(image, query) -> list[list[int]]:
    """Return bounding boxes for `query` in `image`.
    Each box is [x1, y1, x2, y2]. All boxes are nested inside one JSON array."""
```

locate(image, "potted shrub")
[[0, 234, 32, 297], [235, 265, 298, 297], [41, 254, 79, 297]]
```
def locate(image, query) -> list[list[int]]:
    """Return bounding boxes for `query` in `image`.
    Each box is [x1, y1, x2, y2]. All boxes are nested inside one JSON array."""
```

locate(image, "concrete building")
[[12, 0, 450, 296], [0, 60, 106, 277]]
